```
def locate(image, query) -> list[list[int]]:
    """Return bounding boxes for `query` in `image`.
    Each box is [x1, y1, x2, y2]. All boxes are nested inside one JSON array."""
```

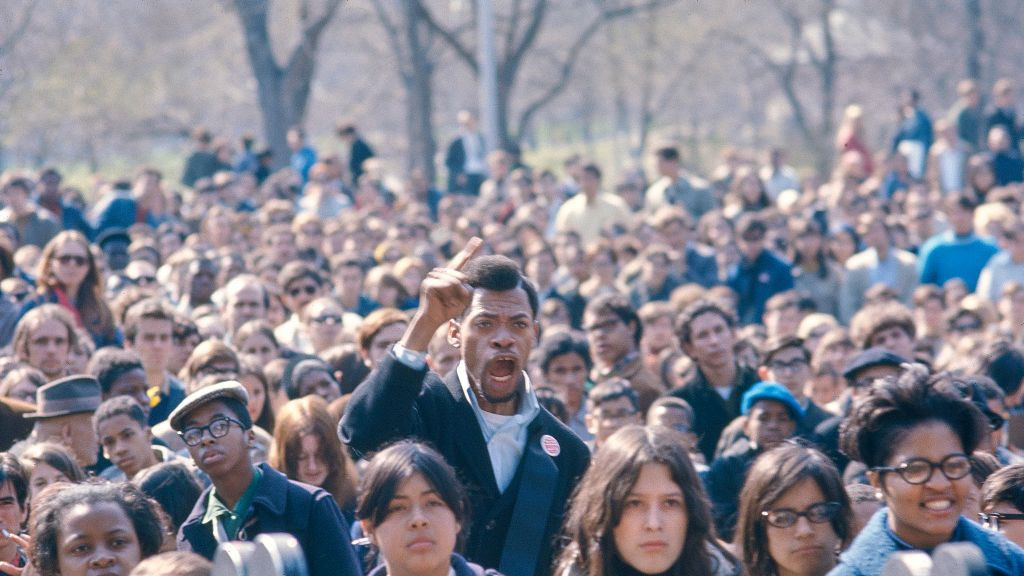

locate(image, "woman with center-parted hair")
[[830, 366, 1024, 576], [555, 425, 740, 576], [735, 442, 853, 576], [356, 440, 501, 576], [270, 395, 357, 522]]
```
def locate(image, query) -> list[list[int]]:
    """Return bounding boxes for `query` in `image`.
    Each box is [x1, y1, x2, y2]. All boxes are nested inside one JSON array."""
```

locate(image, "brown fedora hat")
[[24, 375, 102, 420]]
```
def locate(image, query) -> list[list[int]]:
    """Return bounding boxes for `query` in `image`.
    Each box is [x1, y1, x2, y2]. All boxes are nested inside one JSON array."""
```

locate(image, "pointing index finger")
[[448, 236, 483, 271]]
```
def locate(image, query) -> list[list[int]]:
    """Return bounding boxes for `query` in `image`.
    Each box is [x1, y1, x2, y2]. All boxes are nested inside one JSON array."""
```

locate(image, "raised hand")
[[400, 237, 483, 352], [0, 531, 32, 576]]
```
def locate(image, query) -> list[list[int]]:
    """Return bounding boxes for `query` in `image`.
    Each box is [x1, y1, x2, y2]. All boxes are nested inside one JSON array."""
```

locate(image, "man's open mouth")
[[488, 357, 517, 381]]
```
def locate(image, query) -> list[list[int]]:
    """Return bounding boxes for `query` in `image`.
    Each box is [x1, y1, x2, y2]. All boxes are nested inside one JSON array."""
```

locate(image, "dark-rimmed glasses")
[[178, 416, 244, 447], [871, 453, 971, 485], [979, 511, 1024, 531], [762, 502, 841, 528]]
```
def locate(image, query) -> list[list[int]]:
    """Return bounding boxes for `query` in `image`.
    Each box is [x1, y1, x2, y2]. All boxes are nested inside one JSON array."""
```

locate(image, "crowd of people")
[[0, 76, 1023, 576]]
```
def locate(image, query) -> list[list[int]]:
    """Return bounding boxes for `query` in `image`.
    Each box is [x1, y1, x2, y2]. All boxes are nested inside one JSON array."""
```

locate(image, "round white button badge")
[[541, 434, 560, 457]]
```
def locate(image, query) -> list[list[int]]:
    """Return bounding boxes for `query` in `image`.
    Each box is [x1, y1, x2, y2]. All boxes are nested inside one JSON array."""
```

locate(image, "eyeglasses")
[[768, 358, 809, 373], [597, 409, 637, 425], [178, 416, 244, 447], [288, 284, 319, 298], [665, 423, 691, 435], [852, 375, 881, 389], [55, 254, 88, 267], [129, 275, 157, 286], [979, 511, 1024, 531], [583, 318, 622, 335], [951, 320, 983, 333], [871, 453, 971, 485], [762, 501, 841, 528], [311, 314, 343, 326]]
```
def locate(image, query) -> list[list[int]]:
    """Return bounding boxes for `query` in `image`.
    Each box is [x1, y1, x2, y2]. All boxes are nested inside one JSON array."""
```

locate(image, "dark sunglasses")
[[288, 285, 319, 298], [55, 254, 88, 267], [129, 275, 158, 286]]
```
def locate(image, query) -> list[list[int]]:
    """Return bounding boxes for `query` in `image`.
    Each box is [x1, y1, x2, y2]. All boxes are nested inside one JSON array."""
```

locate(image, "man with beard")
[[340, 238, 589, 576]]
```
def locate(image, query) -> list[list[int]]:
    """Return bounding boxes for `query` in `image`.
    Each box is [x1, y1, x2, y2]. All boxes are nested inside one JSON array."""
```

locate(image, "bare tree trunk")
[[816, 0, 838, 177], [415, 0, 676, 148], [233, 0, 342, 169], [405, 2, 437, 181], [965, 0, 984, 81], [720, 0, 838, 177], [635, 9, 658, 160]]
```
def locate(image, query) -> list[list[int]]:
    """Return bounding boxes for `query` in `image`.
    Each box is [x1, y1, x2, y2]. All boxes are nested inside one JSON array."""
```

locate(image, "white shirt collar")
[[456, 360, 540, 431]]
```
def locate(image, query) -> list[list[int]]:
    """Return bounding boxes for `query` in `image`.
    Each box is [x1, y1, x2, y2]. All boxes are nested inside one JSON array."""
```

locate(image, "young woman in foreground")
[[556, 425, 739, 576]]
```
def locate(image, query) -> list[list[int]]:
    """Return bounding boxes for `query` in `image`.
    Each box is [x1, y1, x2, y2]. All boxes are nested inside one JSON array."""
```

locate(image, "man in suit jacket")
[[340, 240, 589, 576], [444, 111, 488, 195], [839, 213, 918, 324]]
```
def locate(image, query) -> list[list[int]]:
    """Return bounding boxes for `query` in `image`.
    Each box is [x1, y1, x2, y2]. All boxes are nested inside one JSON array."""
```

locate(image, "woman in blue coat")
[[829, 366, 1024, 575]]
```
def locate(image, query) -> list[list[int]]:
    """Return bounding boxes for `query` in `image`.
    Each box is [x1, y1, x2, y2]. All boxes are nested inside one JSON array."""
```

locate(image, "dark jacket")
[[727, 250, 794, 325], [368, 554, 501, 576], [349, 138, 375, 186], [813, 414, 847, 474], [669, 363, 758, 462], [0, 396, 34, 452], [340, 353, 590, 576], [829, 508, 1024, 576], [712, 399, 832, 460], [704, 442, 760, 542], [178, 463, 361, 576]]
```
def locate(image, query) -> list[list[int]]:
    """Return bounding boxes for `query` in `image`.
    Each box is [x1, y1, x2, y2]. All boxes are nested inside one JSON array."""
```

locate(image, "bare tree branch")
[[412, 0, 478, 74], [505, 0, 547, 79], [515, 0, 673, 141], [505, 0, 524, 62], [0, 0, 38, 56], [370, 0, 412, 82], [302, 0, 343, 43]]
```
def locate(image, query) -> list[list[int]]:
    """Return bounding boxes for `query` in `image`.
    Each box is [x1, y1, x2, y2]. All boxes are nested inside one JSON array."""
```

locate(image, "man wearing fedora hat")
[[172, 380, 359, 576], [10, 375, 101, 468]]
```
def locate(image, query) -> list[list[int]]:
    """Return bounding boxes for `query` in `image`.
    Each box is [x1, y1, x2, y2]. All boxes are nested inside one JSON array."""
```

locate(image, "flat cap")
[[168, 380, 249, 432], [842, 347, 907, 381]]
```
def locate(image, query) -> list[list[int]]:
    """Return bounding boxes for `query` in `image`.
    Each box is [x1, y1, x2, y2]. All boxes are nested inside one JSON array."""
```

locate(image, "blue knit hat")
[[741, 381, 803, 421]]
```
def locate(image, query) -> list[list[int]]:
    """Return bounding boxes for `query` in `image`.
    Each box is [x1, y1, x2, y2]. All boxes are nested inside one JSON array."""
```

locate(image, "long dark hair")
[[356, 441, 467, 528], [790, 218, 830, 279], [271, 395, 357, 511], [556, 425, 733, 576], [37, 230, 116, 342], [736, 442, 852, 576]]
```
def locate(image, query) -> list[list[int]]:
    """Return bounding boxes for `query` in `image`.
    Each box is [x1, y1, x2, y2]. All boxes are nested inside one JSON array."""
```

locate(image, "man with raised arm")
[[340, 238, 590, 576]]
